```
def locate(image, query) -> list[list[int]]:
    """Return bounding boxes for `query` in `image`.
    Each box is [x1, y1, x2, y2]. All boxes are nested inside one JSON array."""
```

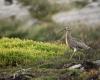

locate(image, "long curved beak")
[[58, 28, 66, 33]]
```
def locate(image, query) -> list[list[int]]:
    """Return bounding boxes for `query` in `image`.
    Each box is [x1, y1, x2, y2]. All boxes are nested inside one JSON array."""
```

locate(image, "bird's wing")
[[77, 41, 90, 50], [71, 37, 90, 50]]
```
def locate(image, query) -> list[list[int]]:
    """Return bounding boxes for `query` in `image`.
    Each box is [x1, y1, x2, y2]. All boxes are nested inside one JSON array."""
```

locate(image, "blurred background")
[[0, 0, 100, 49]]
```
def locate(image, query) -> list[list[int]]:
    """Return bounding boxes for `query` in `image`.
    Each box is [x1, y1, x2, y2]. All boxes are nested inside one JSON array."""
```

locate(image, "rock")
[[49, 0, 88, 5], [0, 0, 37, 27], [52, 1, 100, 27], [68, 64, 82, 70]]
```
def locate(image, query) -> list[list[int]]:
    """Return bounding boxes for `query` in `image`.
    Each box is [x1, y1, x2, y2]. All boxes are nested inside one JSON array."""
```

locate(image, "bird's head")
[[64, 25, 71, 31], [57, 25, 71, 33]]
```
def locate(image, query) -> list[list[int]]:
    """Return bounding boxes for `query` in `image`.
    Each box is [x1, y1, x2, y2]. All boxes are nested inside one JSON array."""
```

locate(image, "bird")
[[64, 25, 91, 60]]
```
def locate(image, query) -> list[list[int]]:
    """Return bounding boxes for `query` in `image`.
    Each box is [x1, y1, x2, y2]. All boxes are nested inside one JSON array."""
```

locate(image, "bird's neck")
[[66, 31, 71, 39], [65, 31, 72, 45]]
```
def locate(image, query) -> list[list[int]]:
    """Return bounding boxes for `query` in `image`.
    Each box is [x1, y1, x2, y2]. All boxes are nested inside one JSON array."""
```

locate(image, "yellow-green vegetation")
[[0, 37, 99, 68], [0, 38, 68, 67]]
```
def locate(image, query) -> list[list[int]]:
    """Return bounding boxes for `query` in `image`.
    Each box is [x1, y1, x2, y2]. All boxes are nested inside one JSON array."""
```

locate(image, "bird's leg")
[[69, 48, 77, 60], [73, 48, 77, 53]]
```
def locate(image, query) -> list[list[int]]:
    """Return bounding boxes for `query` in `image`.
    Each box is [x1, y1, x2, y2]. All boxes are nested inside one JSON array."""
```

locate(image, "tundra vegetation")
[[0, 0, 100, 80]]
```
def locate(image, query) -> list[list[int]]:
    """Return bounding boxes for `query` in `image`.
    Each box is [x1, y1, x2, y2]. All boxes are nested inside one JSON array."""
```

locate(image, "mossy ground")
[[0, 38, 99, 80]]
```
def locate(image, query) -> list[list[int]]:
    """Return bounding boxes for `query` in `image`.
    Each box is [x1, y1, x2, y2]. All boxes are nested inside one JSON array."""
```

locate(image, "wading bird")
[[63, 26, 91, 60]]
